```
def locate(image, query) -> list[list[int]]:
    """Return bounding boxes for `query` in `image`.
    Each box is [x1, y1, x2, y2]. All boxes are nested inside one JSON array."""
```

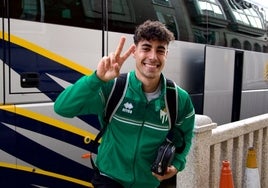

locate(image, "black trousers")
[[91, 169, 176, 188], [91, 170, 124, 188]]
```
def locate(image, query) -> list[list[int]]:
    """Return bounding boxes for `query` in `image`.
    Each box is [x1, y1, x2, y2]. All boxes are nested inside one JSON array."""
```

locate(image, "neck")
[[134, 70, 162, 93], [141, 78, 161, 93]]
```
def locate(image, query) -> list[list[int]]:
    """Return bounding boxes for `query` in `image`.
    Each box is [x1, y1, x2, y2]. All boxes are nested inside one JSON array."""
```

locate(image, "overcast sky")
[[247, 0, 268, 20], [249, 0, 268, 8]]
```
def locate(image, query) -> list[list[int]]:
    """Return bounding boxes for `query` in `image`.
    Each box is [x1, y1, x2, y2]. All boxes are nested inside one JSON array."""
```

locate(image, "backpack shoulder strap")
[[165, 79, 178, 128], [94, 73, 128, 143], [165, 79, 186, 153], [104, 73, 128, 123]]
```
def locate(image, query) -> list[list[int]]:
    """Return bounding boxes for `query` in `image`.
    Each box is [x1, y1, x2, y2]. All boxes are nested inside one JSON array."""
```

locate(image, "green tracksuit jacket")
[[54, 70, 195, 188]]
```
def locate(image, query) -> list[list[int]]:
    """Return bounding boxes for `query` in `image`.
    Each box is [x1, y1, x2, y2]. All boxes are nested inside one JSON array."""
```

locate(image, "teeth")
[[145, 63, 157, 68]]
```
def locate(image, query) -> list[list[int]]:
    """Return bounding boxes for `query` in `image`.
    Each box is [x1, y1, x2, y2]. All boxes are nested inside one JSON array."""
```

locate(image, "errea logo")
[[122, 102, 133, 114]]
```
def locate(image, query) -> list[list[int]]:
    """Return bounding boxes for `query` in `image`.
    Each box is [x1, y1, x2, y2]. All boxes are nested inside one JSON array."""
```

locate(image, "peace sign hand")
[[96, 36, 135, 82]]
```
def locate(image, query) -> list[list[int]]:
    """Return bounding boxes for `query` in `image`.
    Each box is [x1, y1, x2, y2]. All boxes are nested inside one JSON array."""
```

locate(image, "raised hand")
[[96, 36, 135, 82]]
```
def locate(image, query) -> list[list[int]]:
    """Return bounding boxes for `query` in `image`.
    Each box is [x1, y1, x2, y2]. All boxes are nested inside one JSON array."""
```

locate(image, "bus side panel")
[[0, 105, 17, 187], [163, 41, 205, 114], [203, 46, 236, 125], [1, 103, 100, 188], [5, 19, 102, 104], [240, 52, 268, 119], [0, 59, 3, 104], [0, 15, 4, 105]]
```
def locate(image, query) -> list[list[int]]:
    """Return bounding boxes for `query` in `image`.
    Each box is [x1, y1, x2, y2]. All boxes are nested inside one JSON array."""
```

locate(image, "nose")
[[148, 50, 157, 61]]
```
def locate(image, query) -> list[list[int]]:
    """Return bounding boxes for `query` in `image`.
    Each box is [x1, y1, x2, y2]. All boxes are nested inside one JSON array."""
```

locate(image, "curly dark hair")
[[133, 20, 175, 45]]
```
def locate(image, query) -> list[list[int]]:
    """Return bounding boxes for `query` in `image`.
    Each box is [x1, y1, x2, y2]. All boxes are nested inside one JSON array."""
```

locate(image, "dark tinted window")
[[3, 0, 267, 51], [106, 0, 179, 39], [8, 0, 102, 30], [6, 0, 179, 39]]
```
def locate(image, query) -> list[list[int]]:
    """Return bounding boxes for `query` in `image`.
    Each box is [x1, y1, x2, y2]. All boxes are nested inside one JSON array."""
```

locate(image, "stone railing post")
[[177, 114, 217, 188]]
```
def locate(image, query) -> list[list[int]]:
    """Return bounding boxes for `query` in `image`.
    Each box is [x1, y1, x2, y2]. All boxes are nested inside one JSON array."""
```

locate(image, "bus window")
[[156, 12, 178, 39], [0, 2, 2, 17], [20, 0, 42, 21], [107, 0, 134, 23], [9, 0, 102, 30], [153, 0, 179, 39], [106, 0, 136, 34], [5, 0, 267, 53], [106, 0, 179, 39]]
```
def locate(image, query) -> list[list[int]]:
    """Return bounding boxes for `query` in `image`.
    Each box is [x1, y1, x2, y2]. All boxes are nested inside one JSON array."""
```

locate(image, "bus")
[[0, 0, 267, 187]]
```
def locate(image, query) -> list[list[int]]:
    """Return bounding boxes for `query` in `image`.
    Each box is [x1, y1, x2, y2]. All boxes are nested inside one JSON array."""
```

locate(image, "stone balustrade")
[[177, 114, 268, 188]]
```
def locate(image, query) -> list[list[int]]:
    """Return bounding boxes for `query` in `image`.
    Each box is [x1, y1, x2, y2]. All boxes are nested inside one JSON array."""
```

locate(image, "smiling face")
[[133, 39, 168, 82]]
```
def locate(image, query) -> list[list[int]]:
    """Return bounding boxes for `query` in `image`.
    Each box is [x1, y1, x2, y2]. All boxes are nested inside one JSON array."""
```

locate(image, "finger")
[[102, 56, 111, 70], [120, 44, 135, 63], [114, 36, 126, 58], [152, 172, 164, 179], [109, 52, 117, 66]]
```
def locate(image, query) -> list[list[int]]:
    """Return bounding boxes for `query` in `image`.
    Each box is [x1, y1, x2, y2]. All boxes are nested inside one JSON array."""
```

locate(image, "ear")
[[132, 45, 137, 57]]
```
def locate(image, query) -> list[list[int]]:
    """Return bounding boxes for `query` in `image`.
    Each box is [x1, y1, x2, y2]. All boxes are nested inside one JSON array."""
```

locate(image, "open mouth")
[[143, 62, 160, 68]]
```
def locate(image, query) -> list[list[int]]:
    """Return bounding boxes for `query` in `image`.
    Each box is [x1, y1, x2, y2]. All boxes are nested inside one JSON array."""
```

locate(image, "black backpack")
[[91, 73, 185, 171]]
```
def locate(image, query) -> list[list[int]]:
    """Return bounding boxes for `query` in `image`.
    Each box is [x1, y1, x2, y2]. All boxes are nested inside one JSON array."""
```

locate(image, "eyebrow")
[[141, 43, 167, 50]]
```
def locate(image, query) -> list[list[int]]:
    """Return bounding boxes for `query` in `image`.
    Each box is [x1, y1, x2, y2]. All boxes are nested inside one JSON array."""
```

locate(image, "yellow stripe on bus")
[[0, 162, 93, 187], [0, 105, 97, 141], [0, 31, 92, 75]]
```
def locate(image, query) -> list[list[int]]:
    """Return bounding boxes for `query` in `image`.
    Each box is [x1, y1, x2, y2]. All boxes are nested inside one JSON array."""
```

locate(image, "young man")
[[54, 20, 195, 188]]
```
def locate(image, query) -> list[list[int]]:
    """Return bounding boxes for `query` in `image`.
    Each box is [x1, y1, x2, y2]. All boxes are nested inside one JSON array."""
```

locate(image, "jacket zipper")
[[130, 102, 149, 188]]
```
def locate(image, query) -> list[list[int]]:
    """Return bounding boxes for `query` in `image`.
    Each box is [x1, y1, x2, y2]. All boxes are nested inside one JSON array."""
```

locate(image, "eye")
[[157, 49, 166, 55], [142, 47, 150, 51]]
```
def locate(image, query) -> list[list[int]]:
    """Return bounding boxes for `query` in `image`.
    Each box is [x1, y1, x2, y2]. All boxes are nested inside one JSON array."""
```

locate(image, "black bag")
[[151, 140, 176, 176]]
